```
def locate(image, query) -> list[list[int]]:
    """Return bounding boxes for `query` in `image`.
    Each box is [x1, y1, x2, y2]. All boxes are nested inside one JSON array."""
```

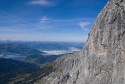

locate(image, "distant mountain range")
[[0, 42, 83, 65], [0, 44, 43, 55], [0, 41, 83, 50], [0, 41, 83, 84], [0, 43, 61, 66], [0, 43, 60, 84]]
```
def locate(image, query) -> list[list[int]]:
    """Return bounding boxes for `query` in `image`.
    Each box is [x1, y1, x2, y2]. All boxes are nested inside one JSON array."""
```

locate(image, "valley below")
[[0, 41, 83, 84]]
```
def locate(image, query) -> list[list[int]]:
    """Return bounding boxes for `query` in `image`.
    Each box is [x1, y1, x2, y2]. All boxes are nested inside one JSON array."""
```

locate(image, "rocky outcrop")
[[35, 0, 125, 84]]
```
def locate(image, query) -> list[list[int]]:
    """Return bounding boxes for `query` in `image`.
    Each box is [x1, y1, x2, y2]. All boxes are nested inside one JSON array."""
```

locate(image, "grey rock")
[[35, 0, 125, 84]]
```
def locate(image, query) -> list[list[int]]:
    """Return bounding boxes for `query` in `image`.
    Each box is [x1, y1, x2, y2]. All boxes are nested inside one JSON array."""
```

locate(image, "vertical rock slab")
[[35, 0, 125, 84]]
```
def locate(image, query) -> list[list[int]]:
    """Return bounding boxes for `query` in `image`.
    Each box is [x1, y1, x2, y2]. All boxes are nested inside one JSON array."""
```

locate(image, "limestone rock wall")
[[35, 0, 125, 84]]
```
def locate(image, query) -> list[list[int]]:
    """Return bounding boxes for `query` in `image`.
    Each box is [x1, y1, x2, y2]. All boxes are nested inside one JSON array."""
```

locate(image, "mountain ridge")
[[0, 44, 43, 55]]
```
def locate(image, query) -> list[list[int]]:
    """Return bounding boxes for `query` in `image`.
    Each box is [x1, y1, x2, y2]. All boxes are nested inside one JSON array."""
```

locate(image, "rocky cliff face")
[[35, 0, 125, 84]]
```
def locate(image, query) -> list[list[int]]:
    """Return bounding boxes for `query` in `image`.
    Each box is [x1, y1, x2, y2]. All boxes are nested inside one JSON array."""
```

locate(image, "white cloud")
[[0, 13, 92, 42], [40, 16, 48, 23], [29, 0, 54, 6], [42, 48, 81, 55], [69, 47, 81, 52], [38, 16, 93, 31], [42, 50, 70, 55], [79, 21, 91, 30]]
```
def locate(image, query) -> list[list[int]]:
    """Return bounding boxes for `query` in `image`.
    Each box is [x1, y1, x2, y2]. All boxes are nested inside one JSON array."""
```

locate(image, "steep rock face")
[[35, 0, 125, 84], [35, 51, 83, 84]]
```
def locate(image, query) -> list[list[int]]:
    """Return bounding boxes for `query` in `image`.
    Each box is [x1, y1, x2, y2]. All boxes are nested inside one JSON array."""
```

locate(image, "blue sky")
[[0, 0, 108, 42]]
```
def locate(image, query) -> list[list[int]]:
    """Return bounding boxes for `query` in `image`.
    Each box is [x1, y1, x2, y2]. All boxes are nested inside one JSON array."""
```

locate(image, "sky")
[[0, 0, 108, 42]]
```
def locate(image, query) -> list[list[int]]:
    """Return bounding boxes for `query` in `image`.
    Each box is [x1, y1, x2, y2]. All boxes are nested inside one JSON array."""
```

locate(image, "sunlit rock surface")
[[35, 0, 125, 84]]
